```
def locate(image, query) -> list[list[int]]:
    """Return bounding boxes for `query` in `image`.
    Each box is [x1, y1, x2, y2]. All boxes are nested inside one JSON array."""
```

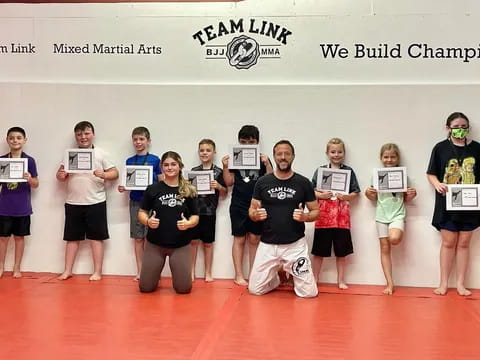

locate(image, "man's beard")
[[276, 161, 292, 172]]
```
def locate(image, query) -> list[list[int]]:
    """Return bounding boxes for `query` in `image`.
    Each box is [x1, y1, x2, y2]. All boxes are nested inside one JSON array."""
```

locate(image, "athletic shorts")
[[0, 215, 31, 237], [311, 228, 353, 258], [130, 200, 148, 239], [376, 220, 405, 238], [191, 215, 216, 243], [63, 202, 109, 241], [229, 203, 262, 237], [438, 220, 479, 232]]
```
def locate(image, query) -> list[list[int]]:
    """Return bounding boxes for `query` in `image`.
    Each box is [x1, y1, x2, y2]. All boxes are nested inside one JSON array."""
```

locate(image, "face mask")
[[450, 127, 469, 139]]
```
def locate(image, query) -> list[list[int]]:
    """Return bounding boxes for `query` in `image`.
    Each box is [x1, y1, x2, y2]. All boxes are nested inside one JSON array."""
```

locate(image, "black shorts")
[[311, 228, 353, 258], [229, 203, 262, 237], [0, 215, 31, 237], [191, 215, 216, 243], [63, 202, 109, 241]]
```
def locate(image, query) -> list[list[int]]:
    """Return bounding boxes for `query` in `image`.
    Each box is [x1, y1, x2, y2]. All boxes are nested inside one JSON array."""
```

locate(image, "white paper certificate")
[[64, 149, 94, 173], [446, 184, 480, 210], [228, 145, 260, 170], [0, 158, 28, 182], [187, 170, 214, 195], [316, 168, 351, 195], [123, 165, 153, 191], [373, 167, 407, 193]]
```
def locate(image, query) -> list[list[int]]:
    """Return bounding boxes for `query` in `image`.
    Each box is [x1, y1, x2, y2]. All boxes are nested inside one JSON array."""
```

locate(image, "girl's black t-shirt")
[[141, 181, 198, 248], [427, 139, 480, 230]]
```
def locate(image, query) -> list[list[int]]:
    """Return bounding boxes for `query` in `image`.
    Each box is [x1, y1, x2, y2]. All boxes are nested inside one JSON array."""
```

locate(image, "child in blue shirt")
[[118, 127, 162, 280]]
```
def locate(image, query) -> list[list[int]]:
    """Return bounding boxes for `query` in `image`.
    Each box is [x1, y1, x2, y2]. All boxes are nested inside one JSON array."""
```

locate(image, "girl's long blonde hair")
[[161, 151, 197, 199]]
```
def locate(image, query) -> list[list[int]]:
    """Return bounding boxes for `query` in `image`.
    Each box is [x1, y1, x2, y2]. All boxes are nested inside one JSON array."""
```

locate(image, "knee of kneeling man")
[[248, 284, 265, 296]]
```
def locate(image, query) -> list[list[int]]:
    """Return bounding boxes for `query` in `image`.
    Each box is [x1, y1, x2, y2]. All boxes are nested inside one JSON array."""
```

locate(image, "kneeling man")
[[248, 140, 319, 298]]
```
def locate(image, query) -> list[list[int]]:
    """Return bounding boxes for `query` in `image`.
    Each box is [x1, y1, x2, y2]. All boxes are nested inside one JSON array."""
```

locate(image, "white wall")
[[1, 83, 480, 288], [1, 0, 480, 288]]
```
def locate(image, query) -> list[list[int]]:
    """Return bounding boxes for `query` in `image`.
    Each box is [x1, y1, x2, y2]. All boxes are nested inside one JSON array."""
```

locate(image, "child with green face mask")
[[450, 127, 469, 140], [427, 112, 480, 297]]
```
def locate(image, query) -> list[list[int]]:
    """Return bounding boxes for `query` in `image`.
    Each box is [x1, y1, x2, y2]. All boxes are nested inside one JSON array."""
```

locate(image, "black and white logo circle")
[[277, 191, 287, 200], [168, 198, 177, 207], [226, 35, 260, 69], [292, 257, 310, 276]]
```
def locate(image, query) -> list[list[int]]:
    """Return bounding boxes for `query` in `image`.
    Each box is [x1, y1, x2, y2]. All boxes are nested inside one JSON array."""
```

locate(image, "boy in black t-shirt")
[[190, 139, 227, 282], [222, 125, 273, 286]]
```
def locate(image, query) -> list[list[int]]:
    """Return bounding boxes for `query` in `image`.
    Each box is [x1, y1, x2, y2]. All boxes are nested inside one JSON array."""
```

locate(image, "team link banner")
[[1, 15, 480, 83]]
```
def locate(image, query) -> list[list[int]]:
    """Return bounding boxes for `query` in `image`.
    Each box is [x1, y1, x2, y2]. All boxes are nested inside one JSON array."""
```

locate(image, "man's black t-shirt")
[[253, 173, 316, 245], [141, 182, 198, 248]]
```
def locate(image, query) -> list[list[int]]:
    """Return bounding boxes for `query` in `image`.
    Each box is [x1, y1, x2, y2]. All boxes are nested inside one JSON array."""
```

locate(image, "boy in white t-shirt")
[[56, 121, 118, 281]]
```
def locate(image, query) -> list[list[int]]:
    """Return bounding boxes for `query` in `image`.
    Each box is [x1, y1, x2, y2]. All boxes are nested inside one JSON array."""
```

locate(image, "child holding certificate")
[[190, 139, 227, 282], [118, 127, 162, 280], [365, 143, 416, 295], [138, 151, 199, 294], [56, 121, 118, 281], [0, 127, 39, 278], [427, 112, 480, 296], [311, 138, 360, 289], [222, 125, 273, 286]]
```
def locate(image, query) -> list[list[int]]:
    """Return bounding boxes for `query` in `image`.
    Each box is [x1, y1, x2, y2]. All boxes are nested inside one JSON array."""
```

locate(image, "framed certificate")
[[373, 167, 407, 193], [0, 158, 28, 182], [123, 165, 153, 191], [64, 149, 94, 173], [315, 168, 351, 195], [186, 170, 214, 195], [446, 184, 480, 211], [228, 145, 260, 170]]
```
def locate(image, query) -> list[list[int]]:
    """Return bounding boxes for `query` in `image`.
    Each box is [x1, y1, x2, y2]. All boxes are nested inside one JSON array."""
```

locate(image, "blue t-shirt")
[[126, 153, 162, 201]]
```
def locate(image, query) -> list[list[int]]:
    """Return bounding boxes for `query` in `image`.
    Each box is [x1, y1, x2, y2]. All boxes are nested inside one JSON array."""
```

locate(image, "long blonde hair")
[[161, 151, 197, 199]]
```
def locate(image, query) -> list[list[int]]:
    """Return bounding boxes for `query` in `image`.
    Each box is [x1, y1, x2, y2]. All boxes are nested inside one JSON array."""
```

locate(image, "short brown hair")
[[198, 139, 216, 151], [132, 126, 150, 139]]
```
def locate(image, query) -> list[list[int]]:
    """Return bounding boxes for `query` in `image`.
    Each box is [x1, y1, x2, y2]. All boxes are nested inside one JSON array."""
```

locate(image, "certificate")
[[123, 165, 153, 191], [373, 167, 407, 193], [316, 168, 351, 195], [0, 158, 28, 182], [187, 170, 214, 195], [228, 145, 260, 170], [446, 184, 480, 211], [64, 149, 94, 173]]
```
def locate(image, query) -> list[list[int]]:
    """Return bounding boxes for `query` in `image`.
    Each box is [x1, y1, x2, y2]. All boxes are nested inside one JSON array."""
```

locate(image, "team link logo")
[[292, 257, 310, 277], [192, 19, 292, 70], [267, 186, 296, 200], [158, 193, 185, 207]]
